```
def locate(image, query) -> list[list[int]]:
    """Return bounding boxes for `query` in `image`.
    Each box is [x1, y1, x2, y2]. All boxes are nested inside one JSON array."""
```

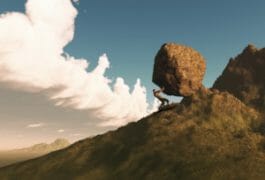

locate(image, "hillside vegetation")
[[1, 44, 265, 179], [0, 88, 264, 180]]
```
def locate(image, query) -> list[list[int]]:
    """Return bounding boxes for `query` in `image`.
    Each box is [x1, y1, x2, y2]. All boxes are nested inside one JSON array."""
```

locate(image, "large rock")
[[153, 43, 206, 96], [213, 44, 265, 111]]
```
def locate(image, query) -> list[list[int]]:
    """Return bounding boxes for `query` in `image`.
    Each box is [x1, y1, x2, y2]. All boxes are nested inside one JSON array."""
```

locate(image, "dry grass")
[[0, 89, 264, 180]]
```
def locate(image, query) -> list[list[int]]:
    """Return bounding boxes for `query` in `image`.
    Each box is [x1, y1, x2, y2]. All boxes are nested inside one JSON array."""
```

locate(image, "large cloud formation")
[[0, 0, 156, 126]]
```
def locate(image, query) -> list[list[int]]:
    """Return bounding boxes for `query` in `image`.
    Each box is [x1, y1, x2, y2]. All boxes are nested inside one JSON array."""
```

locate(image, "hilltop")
[[213, 44, 265, 111]]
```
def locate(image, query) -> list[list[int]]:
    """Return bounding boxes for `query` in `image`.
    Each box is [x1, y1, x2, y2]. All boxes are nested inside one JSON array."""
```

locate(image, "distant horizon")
[[0, 137, 70, 151]]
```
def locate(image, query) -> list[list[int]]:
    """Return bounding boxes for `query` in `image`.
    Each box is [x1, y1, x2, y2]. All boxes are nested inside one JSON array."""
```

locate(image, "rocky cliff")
[[213, 44, 265, 111]]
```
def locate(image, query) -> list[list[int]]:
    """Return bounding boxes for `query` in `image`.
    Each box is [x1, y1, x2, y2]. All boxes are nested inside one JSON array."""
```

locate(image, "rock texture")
[[213, 44, 265, 111], [153, 43, 206, 96]]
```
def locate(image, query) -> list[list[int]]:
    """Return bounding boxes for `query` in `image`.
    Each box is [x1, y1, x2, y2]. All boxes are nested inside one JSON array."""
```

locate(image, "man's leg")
[[158, 99, 164, 109], [165, 98, 169, 105], [161, 99, 166, 106], [162, 98, 169, 105]]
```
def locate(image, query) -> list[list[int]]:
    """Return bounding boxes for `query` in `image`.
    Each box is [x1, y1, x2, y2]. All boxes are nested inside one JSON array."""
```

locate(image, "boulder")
[[152, 43, 206, 96]]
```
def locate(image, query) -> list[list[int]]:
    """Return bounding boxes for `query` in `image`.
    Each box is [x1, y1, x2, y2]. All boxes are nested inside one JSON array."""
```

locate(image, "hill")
[[0, 44, 265, 179], [0, 87, 264, 179], [213, 44, 265, 111], [0, 139, 70, 168]]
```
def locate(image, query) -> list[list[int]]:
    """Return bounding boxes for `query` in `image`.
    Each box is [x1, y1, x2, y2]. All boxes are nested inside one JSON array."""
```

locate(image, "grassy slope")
[[0, 89, 265, 180], [0, 152, 42, 168]]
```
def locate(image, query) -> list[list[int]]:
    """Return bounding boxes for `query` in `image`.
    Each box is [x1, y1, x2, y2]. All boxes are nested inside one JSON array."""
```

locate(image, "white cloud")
[[57, 129, 65, 133], [148, 98, 160, 114], [70, 133, 81, 137], [27, 123, 44, 128], [0, 0, 157, 127]]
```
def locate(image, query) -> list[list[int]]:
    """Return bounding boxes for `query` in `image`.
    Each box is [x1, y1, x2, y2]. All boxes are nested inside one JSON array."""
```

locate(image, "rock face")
[[213, 44, 265, 111], [153, 43, 206, 96]]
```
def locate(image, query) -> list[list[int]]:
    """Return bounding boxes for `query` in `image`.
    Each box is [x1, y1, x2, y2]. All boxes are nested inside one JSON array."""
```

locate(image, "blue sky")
[[70, 0, 265, 99], [1, 0, 265, 101]]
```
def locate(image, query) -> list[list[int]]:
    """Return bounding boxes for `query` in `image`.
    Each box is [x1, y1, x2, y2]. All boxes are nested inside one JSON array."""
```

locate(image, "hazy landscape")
[[0, 139, 69, 168]]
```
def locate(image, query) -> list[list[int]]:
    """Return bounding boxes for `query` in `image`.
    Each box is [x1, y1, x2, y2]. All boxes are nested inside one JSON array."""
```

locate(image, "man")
[[153, 87, 169, 109]]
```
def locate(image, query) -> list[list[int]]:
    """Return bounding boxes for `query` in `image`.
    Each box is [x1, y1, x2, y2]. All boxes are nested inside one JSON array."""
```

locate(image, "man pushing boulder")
[[153, 87, 169, 110]]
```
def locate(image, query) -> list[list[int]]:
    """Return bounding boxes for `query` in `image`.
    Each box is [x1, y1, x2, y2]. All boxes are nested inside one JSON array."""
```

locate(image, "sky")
[[0, 0, 265, 149]]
